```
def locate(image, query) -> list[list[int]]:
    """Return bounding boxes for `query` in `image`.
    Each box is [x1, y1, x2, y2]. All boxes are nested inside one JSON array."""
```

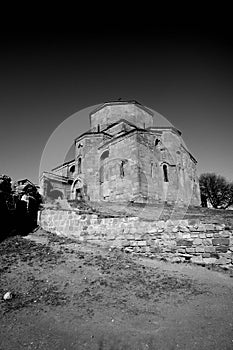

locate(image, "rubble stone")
[[39, 209, 233, 269]]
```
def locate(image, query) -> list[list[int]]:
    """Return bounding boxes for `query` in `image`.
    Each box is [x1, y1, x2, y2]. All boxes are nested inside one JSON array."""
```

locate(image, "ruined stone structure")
[[40, 100, 200, 205]]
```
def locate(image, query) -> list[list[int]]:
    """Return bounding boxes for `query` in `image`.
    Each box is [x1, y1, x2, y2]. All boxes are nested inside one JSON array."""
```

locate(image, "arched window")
[[70, 165, 75, 173], [49, 190, 63, 200], [100, 150, 109, 162], [120, 161, 125, 178], [120, 160, 127, 178], [77, 158, 82, 174], [99, 150, 109, 185], [163, 164, 169, 182], [150, 162, 153, 177], [99, 165, 104, 184]]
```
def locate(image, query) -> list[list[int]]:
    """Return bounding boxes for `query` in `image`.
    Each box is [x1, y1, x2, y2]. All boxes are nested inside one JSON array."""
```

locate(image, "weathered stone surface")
[[134, 234, 143, 240], [220, 265, 232, 270], [215, 224, 225, 230], [213, 233, 220, 238], [221, 231, 230, 238], [137, 241, 147, 246], [221, 252, 232, 259], [212, 238, 230, 246], [122, 240, 130, 247], [195, 247, 205, 253], [193, 238, 203, 246], [124, 247, 134, 253], [40, 101, 201, 205], [156, 221, 166, 229], [188, 219, 200, 226], [189, 227, 199, 232], [191, 256, 204, 265], [205, 224, 215, 231], [196, 226, 207, 232], [202, 238, 212, 246], [215, 246, 229, 253], [178, 226, 190, 233], [204, 246, 216, 253], [176, 239, 193, 247], [39, 209, 233, 268], [215, 257, 232, 265], [182, 233, 191, 239], [149, 246, 161, 253], [202, 253, 211, 258], [202, 257, 217, 265], [178, 253, 193, 259], [186, 248, 195, 254], [169, 256, 182, 263], [177, 248, 186, 254]]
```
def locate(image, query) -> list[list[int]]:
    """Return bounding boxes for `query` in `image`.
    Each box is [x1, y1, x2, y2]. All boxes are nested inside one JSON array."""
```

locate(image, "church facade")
[[40, 101, 200, 206]]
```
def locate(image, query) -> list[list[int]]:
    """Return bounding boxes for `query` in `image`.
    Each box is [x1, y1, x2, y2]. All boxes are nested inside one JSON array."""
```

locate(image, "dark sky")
[[1, 23, 233, 184]]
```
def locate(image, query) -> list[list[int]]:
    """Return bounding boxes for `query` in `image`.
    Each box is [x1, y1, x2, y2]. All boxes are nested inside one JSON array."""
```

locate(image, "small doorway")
[[75, 188, 83, 200], [70, 177, 84, 200]]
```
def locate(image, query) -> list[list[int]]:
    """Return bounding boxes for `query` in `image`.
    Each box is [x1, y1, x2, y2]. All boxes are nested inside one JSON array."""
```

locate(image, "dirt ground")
[[1, 229, 233, 350]]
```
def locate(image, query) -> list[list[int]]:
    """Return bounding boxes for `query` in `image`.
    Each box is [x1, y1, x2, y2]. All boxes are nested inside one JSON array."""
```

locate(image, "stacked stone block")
[[39, 209, 233, 268]]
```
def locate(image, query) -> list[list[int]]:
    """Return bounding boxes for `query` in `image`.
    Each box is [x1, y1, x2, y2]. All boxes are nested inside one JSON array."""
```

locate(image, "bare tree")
[[199, 173, 233, 209]]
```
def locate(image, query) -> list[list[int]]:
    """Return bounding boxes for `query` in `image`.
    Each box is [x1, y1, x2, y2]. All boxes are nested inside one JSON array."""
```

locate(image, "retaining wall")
[[39, 209, 233, 267]]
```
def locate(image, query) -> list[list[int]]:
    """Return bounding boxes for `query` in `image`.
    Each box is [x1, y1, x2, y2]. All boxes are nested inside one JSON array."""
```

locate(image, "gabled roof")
[[89, 100, 154, 117], [148, 126, 182, 136], [102, 118, 143, 132], [75, 130, 112, 142], [15, 178, 35, 186], [98, 128, 139, 150], [52, 159, 75, 171], [180, 144, 197, 164], [40, 171, 70, 183]]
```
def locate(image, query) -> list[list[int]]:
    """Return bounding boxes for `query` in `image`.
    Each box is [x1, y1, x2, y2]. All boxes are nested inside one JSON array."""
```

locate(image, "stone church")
[[40, 100, 200, 206]]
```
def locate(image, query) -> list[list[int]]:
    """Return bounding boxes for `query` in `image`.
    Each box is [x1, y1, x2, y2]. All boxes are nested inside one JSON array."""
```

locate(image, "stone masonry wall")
[[90, 104, 153, 131], [39, 209, 233, 268]]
